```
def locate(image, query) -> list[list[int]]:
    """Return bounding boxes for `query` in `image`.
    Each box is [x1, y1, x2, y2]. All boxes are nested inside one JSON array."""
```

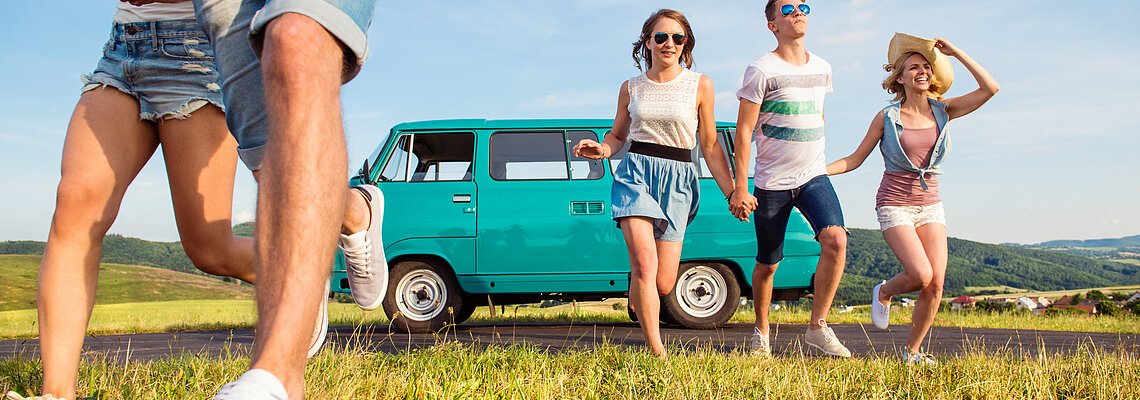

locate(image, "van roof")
[[391, 119, 735, 132]]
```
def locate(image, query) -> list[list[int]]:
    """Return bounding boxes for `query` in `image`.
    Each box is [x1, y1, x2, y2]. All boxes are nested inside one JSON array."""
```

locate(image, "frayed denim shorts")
[[193, 0, 378, 171], [611, 152, 700, 242], [876, 202, 947, 231], [82, 19, 224, 122]]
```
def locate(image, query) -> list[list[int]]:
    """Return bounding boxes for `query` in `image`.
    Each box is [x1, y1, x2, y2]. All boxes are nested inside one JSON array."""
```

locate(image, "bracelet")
[[725, 189, 735, 201]]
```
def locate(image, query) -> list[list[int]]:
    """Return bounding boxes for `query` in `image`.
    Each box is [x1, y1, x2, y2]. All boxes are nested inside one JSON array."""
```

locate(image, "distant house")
[[1016, 297, 1038, 310], [1128, 291, 1140, 303], [1053, 295, 1075, 306], [1033, 296, 1052, 308], [950, 295, 977, 311], [900, 298, 917, 308]]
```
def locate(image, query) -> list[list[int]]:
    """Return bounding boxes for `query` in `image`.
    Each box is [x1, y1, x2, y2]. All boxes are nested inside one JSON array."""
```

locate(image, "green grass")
[[5, 298, 1137, 340], [1114, 259, 1140, 266], [1, 340, 1137, 399], [0, 255, 252, 312]]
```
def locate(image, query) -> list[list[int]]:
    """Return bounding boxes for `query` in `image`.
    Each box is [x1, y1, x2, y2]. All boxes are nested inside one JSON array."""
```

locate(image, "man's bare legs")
[[808, 226, 847, 329], [247, 13, 349, 398]]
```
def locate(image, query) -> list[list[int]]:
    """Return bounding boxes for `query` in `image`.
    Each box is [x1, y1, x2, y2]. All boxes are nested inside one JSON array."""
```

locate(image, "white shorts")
[[876, 202, 947, 231]]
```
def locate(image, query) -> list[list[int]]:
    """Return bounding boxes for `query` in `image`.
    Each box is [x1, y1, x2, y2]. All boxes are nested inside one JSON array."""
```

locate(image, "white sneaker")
[[307, 283, 329, 359], [803, 324, 852, 358], [5, 391, 60, 400], [902, 350, 938, 366], [213, 369, 288, 400], [871, 281, 890, 330], [338, 185, 388, 310], [749, 329, 771, 357]]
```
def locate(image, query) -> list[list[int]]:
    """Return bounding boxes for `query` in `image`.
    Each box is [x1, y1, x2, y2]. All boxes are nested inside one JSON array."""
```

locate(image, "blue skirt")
[[611, 152, 700, 242]]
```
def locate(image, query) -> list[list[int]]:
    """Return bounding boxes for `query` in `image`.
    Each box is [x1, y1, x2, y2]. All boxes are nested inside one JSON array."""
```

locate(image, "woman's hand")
[[572, 139, 608, 160], [729, 190, 757, 222], [934, 38, 961, 57]]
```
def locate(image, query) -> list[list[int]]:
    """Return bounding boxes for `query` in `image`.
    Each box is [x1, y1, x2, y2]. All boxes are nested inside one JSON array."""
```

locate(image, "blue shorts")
[[753, 175, 846, 264], [193, 0, 378, 171], [611, 152, 700, 242], [82, 20, 224, 122]]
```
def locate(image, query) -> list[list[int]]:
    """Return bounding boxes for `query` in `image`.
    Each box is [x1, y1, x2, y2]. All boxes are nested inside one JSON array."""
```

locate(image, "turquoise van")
[[332, 119, 821, 333]]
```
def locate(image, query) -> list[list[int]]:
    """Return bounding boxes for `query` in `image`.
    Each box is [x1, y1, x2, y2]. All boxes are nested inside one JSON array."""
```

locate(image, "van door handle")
[[453, 194, 472, 203]]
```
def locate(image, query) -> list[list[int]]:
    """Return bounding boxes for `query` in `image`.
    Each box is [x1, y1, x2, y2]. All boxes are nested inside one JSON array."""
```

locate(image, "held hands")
[[573, 139, 609, 160], [728, 189, 758, 222], [934, 38, 961, 57]]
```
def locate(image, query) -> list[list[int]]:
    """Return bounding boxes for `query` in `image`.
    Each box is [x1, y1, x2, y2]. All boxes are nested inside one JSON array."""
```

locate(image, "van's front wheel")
[[662, 263, 740, 329], [382, 260, 464, 333]]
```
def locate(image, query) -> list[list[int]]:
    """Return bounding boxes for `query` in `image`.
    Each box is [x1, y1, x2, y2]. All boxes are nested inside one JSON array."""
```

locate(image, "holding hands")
[[729, 188, 757, 222]]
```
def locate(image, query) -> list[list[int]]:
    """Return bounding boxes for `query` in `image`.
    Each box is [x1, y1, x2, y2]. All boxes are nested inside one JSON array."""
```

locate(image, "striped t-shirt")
[[736, 52, 832, 190]]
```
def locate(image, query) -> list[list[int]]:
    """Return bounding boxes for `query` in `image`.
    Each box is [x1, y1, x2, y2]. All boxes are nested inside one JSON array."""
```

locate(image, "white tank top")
[[114, 2, 196, 23], [626, 68, 701, 150]]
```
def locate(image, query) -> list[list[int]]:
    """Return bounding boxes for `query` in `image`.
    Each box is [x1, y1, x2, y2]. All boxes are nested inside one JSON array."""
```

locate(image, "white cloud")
[[234, 210, 255, 224]]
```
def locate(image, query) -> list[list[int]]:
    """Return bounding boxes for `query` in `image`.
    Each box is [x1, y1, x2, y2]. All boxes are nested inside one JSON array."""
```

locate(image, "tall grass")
[[2, 339, 1136, 399]]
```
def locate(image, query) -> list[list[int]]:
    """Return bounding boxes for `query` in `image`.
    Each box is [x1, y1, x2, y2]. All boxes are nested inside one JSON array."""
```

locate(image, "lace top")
[[626, 68, 701, 150]]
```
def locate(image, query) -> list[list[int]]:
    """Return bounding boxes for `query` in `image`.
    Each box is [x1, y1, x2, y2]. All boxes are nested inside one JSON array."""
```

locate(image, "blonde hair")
[[882, 52, 944, 103]]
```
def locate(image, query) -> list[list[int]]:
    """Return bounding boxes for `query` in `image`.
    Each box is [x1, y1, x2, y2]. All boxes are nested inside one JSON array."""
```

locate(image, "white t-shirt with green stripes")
[[736, 51, 832, 191]]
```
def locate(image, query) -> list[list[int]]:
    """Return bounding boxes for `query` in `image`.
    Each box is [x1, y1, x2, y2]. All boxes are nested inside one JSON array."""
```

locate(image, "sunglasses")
[[652, 32, 687, 45], [780, 3, 811, 16]]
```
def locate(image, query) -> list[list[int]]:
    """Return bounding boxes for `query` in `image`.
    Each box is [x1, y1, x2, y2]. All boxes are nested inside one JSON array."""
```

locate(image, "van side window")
[[694, 129, 735, 179], [490, 132, 570, 180], [378, 135, 411, 182], [378, 133, 475, 182], [566, 131, 605, 180]]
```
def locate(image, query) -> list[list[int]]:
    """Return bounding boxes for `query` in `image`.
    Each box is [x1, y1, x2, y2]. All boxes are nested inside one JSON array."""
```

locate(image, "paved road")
[[2, 322, 1136, 361]]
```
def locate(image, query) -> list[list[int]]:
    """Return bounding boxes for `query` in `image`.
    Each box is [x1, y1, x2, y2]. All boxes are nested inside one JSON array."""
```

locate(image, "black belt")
[[628, 141, 692, 163]]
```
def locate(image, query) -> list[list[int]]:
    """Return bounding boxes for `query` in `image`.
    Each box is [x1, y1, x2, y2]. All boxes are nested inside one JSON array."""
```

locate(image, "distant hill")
[[0, 254, 252, 311], [840, 229, 1140, 304], [0, 235, 201, 275], [1021, 234, 1140, 249]]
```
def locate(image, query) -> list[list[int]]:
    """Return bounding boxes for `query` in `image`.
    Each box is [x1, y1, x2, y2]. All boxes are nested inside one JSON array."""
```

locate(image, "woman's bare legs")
[[39, 88, 159, 399], [878, 223, 948, 353], [621, 217, 683, 358], [158, 104, 254, 283]]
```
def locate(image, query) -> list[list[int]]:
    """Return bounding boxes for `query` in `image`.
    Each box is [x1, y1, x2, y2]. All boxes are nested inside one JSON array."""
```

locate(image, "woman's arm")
[[937, 38, 1000, 120], [573, 81, 631, 159], [827, 111, 885, 175]]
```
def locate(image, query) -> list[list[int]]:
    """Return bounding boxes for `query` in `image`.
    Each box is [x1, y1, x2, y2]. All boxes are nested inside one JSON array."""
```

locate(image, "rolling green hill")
[[839, 229, 1140, 304], [0, 254, 252, 311]]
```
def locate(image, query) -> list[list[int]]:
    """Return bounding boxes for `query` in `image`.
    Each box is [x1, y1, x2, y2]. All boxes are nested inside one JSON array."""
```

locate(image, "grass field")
[[1, 340, 1136, 399], [1114, 259, 1140, 266], [3, 297, 1138, 340], [0, 255, 252, 312], [971, 285, 1140, 300]]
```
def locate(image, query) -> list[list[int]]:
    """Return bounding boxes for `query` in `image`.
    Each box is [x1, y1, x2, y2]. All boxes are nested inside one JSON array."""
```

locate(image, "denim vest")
[[879, 98, 951, 190]]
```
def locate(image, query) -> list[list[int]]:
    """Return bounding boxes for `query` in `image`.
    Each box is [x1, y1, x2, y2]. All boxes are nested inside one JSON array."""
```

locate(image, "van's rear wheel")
[[662, 263, 740, 329], [382, 260, 463, 333]]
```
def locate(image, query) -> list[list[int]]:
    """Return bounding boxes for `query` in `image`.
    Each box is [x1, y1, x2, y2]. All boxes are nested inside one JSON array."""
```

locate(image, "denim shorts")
[[82, 20, 224, 122], [877, 202, 947, 231], [611, 152, 700, 242], [753, 174, 846, 264], [193, 0, 378, 170]]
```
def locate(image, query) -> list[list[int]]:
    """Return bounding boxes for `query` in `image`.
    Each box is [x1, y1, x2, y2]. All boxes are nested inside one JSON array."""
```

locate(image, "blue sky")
[[1, 1, 1138, 245]]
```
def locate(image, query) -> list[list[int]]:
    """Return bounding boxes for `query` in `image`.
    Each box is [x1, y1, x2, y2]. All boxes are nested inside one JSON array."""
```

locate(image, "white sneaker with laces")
[[803, 324, 852, 358], [338, 185, 388, 310], [871, 281, 890, 330], [902, 349, 939, 366], [749, 328, 771, 357], [212, 369, 288, 400], [307, 283, 330, 359]]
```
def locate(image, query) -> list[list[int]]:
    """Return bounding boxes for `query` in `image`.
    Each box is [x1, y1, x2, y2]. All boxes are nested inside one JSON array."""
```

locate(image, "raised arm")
[[936, 38, 1000, 120], [573, 81, 631, 159], [827, 110, 885, 175]]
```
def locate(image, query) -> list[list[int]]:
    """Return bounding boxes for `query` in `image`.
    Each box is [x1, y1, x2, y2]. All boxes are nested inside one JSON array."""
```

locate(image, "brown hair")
[[631, 9, 695, 71], [882, 52, 945, 103], [765, 0, 806, 21]]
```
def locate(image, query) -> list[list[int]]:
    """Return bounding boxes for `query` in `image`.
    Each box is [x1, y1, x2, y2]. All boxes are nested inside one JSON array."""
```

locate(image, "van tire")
[[454, 298, 478, 325], [661, 263, 740, 329], [382, 260, 464, 333]]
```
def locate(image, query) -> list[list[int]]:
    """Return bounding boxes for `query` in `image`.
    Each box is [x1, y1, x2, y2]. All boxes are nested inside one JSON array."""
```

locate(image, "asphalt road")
[[2, 322, 1136, 362]]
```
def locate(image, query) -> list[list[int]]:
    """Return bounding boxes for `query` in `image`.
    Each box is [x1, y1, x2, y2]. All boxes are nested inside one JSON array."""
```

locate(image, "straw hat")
[[887, 32, 954, 95]]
